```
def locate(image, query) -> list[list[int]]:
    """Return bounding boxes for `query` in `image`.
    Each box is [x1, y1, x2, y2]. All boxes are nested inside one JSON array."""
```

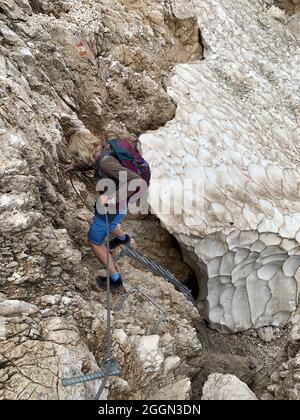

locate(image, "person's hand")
[[64, 163, 76, 173], [100, 195, 109, 206]]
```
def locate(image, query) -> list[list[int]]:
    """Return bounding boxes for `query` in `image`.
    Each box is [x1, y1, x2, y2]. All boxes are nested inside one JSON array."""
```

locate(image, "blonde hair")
[[68, 130, 105, 166]]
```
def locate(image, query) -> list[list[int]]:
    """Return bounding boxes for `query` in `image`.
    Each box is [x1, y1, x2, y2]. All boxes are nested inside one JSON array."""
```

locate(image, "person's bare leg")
[[111, 224, 126, 238], [89, 242, 117, 273]]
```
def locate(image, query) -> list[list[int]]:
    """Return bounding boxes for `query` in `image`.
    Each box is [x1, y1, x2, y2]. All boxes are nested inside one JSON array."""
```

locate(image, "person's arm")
[[64, 160, 92, 173]]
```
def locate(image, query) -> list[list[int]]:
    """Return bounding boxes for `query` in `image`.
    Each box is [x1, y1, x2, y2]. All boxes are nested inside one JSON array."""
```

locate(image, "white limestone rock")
[[130, 335, 164, 373], [0, 300, 38, 317], [257, 327, 275, 342], [202, 373, 258, 400], [40, 295, 61, 306], [150, 378, 191, 400]]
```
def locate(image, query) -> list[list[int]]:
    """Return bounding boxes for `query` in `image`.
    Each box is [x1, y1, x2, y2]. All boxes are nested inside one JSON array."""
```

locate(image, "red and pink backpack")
[[108, 137, 151, 186]]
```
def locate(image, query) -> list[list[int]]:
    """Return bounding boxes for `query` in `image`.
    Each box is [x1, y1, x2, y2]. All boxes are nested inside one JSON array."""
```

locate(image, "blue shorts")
[[87, 211, 126, 246]]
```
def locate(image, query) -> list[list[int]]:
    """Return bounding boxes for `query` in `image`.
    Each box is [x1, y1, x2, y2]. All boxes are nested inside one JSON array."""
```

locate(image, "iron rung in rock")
[[122, 245, 195, 305], [62, 358, 121, 387]]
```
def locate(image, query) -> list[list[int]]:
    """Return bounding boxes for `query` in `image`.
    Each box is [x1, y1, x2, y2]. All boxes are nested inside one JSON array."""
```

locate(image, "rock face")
[[202, 373, 258, 400], [288, 11, 300, 41], [0, 0, 203, 400], [264, 310, 300, 400], [191, 352, 256, 399], [0, 0, 299, 401], [275, 0, 300, 15], [141, 0, 300, 331], [0, 255, 202, 400]]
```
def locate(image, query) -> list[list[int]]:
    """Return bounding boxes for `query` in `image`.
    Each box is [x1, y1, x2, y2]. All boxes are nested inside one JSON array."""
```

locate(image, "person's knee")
[[89, 241, 102, 251]]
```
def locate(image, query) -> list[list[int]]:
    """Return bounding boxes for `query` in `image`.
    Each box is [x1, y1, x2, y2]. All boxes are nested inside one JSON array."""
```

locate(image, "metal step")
[[122, 245, 196, 306], [114, 244, 212, 352], [62, 358, 121, 387]]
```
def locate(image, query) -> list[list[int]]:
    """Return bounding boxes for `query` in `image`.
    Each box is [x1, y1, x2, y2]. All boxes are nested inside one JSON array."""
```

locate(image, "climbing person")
[[65, 129, 150, 292]]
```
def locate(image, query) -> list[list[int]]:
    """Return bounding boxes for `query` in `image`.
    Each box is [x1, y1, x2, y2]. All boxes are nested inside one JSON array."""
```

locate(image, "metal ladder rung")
[[62, 359, 121, 387], [118, 245, 210, 349], [122, 245, 196, 304], [115, 287, 167, 335]]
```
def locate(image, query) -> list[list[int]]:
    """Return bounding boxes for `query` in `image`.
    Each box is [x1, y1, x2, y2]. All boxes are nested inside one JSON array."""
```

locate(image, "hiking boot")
[[96, 275, 124, 292], [109, 234, 131, 250]]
